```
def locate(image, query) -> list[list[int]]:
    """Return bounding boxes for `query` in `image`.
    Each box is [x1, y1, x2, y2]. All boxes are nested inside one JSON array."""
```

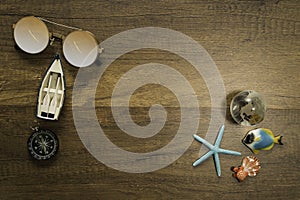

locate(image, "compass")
[[27, 129, 59, 160]]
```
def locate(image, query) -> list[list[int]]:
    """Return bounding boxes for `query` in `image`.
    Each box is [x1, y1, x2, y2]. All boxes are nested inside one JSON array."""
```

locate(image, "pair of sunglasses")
[[13, 16, 102, 67]]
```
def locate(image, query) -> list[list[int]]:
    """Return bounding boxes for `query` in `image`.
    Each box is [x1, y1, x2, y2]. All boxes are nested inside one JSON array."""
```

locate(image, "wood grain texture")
[[0, 0, 299, 199]]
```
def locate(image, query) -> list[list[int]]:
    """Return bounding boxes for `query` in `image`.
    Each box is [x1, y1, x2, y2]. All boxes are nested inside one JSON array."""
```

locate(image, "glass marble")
[[230, 90, 266, 126]]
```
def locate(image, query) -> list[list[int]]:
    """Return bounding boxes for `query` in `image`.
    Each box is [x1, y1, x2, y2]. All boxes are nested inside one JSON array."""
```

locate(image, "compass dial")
[[27, 129, 59, 160]]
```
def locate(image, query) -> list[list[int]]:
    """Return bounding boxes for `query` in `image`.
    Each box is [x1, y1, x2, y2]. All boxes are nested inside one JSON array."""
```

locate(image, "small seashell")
[[231, 156, 261, 182]]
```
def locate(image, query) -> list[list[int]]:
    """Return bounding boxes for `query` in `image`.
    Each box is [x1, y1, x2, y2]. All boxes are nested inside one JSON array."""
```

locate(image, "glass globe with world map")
[[230, 90, 266, 126]]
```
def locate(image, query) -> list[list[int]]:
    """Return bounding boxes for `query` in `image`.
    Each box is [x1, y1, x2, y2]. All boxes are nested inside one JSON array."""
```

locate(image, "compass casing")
[[27, 129, 59, 160]]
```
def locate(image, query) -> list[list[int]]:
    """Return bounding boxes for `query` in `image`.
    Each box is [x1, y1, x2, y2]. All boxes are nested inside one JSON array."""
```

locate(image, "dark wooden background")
[[0, 0, 299, 199]]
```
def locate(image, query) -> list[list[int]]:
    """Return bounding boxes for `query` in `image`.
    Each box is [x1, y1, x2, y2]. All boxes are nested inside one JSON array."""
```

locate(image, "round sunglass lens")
[[13, 16, 49, 54], [63, 31, 99, 67]]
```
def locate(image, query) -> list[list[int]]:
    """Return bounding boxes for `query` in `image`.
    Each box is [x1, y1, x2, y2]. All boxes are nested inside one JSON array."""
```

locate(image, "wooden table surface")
[[0, 0, 299, 199]]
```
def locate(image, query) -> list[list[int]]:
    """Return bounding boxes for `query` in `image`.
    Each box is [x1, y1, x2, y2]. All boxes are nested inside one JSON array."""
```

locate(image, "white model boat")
[[37, 54, 65, 120]]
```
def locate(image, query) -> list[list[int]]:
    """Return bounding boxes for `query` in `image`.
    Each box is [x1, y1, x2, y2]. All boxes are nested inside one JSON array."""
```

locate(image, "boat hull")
[[37, 55, 65, 120]]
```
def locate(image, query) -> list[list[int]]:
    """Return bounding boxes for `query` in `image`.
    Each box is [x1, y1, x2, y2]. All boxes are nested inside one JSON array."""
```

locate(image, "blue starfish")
[[193, 125, 241, 176]]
